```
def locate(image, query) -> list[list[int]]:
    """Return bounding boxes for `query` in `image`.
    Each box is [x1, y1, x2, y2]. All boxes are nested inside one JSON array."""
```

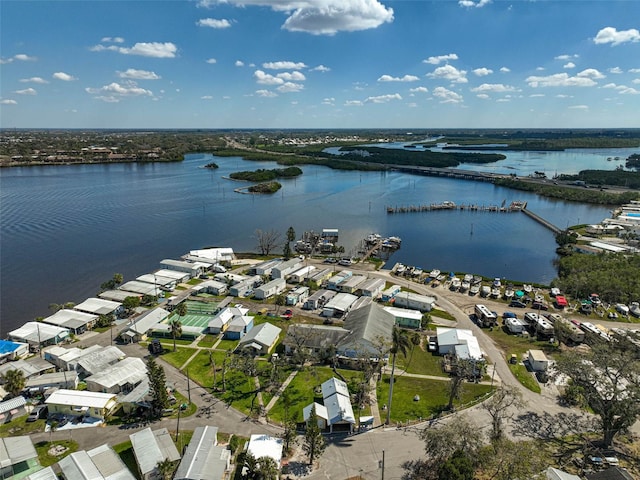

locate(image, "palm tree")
[[168, 315, 183, 352], [1, 369, 26, 397], [386, 326, 411, 424]]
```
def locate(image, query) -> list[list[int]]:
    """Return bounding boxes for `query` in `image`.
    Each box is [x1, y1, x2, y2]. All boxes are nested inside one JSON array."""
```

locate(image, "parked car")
[[502, 311, 517, 319], [281, 309, 293, 319], [509, 300, 527, 308], [338, 257, 353, 266], [27, 405, 48, 422], [427, 337, 437, 352]]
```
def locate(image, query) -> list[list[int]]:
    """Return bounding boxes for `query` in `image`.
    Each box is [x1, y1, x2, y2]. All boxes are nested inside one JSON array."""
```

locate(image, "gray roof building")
[[85, 357, 147, 394], [174, 426, 231, 480], [130, 428, 181, 480], [237, 322, 282, 355], [74, 298, 122, 316], [336, 303, 394, 358], [0, 435, 38, 478], [58, 444, 136, 480], [76, 346, 125, 377]]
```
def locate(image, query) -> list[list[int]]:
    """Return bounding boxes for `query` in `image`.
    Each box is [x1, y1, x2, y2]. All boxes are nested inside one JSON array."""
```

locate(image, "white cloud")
[[206, 58, 217, 64], [263, 61, 307, 70], [200, 0, 394, 35], [197, 18, 232, 28], [602, 83, 639, 94], [577, 68, 605, 79], [529, 94, 545, 98], [322, 97, 335, 105], [423, 53, 458, 65], [118, 68, 160, 80], [594, 27, 640, 46], [235, 60, 245, 67], [365, 93, 402, 103], [630, 68, 640, 73], [472, 67, 493, 76], [433, 86, 463, 103], [254, 70, 284, 85], [19, 77, 48, 84], [409, 87, 428, 93], [312, 65, 331, 72], [15, 88, 37, 95], [569, 105, 589, 110], [256, 89, 278, 97], [91, 41, 177, 58], [53, 72, 77, 81], [85, 82, 153, 102], [0, 99, 17, 105], [633, 79, 640, 84], [14, 54, 37, 61], [555, 54, 579, 60], [526, 72, 599, 87], [426, 64, 467, 83], [378, 74, 419, 82], [345, 100, 364, 107], [609, 67, 623, 74], [277, 71, 306, 81], [458, 0, 491, 7], [496, 98, 510, 102], [101, 36, 124, 43], [499, 67, 511, 73], [563, 62, 576, 69], [470, 83, 517, 93], [277, 82, 304, 93], [476, 94, 490, 99], [201, 95, 214, 100]]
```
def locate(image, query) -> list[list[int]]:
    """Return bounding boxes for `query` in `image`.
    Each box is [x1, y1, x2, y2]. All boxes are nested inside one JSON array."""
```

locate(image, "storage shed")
[[527, 349, 549, 372]]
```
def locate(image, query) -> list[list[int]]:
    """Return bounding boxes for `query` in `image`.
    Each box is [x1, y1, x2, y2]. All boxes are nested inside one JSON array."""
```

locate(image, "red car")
[[281, 309, 293, 319]]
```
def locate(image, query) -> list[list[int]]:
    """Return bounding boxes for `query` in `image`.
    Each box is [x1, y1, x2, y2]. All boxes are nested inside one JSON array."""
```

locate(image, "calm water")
[[0, 152, 619, 335]]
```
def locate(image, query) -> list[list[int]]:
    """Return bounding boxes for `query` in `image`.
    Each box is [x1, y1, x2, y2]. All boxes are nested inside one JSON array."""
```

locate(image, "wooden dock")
[[386, 201, 527, 214]]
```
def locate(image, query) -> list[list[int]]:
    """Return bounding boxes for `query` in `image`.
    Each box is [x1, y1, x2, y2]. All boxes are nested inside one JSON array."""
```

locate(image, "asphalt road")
[[32, 262, 639, 480]]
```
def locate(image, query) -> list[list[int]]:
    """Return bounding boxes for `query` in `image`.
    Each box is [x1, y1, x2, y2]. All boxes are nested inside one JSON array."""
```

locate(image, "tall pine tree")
[[147, 356, 169, 417]]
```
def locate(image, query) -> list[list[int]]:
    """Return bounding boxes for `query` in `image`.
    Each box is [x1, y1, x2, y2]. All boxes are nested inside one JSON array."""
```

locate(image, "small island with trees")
[[229, 166, 302, 182]]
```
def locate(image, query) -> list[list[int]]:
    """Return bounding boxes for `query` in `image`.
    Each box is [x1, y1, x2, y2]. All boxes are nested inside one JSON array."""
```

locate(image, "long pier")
[[386, 201, 527, 214], [386, 200, 563, 234]]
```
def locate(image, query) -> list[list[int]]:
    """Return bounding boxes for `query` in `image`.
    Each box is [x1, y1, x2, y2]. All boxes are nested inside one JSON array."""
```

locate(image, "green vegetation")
[[627, 153, 640, 169], [36, 440, 79, 467], [0, 414, 46, 436], [204, 162, 219, 169], [339, 145, 506, 167], [247, 181, 281, 194], [554, 252, 640, 304], [396, 346, 448, 377], [558, 169, 640, 189], [229, 166, 302, 181], [494, 177, 640, 205], [376, 375, 493, 423], [508, 361, 541, 394], [113, 441, 141, 480]]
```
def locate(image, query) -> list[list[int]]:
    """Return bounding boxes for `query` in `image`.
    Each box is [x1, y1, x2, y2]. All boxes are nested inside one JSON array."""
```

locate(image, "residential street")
[[31, 261, 639, 480]]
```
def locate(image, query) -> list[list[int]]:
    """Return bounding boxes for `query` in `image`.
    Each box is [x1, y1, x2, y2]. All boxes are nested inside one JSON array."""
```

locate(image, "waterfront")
[[0, 152, 616, 335]]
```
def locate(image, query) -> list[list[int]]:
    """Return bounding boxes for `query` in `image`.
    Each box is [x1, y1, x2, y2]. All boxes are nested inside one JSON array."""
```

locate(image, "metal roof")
[[25, 466, 58, 480], [130, 428, 180, 477], [324, 293, 358, 312], [174, 426, 231, 480], [0, 435, 37, 467], [0, 396, 27, 415], [238, 322, 281, 351], [76, 346, 125, 376], [58, 450, 103, 480], [45, 389, 117, 409], [85, 357, 146, 391], [129, 308, 169, 334], [87, 444, 136, 480], [74, 298, 122, 315], [247, 435, 283, 467], [321, 377, 349, 399], [8, 322, 69, 344]]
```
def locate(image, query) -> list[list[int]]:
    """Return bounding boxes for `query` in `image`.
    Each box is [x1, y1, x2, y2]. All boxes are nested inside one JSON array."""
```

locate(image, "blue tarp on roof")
[[0, 340, 24, 354]]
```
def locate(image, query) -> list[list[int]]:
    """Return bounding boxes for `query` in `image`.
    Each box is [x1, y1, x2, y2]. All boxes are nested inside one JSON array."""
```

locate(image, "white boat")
[[412, 267, 423, 277], [550, 287, 561, 297], [463, 273, 473, 283], [630, 302, 640, 318], [491, 286, 501, 298], [429, 269, 441, 278], [436, 274, 446, 281], [504, 286, 514, 299], [616, 303, 629, 315], [469, 284, 480, 296], [473, 275, 482, 285], [481, 285, 491, 297], [395, 264, 406, 275], [493, 277, 502, 288], [460, 280, 470, 292], [523, 284, 533, 293], [387, 236, 402, 245], [450, 277, 461, 291], [366, 233, 381, 244]]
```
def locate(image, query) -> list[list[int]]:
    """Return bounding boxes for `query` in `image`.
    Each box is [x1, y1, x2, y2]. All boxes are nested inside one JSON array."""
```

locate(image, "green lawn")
[[267, 366, 364, 423], [484, 323, 559, 359], [160, 347, 198, 370], [508, 360, 542, 394], [197, 335, 219, 348], [113, 441, 141, 480], [396, 346, 448, 377], [0, 416, 46, 436], [377, 375, 493, 423], [215, 338, 239, 352], [36, 439, 79, 467]]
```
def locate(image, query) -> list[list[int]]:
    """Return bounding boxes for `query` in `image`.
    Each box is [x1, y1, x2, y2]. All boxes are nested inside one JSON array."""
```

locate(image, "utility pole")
[[186, 368, 191, 404], [381, 450, 385, 480]]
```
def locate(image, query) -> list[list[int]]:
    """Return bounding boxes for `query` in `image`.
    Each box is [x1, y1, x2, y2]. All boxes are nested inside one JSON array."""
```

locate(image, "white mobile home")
[[42, 309, 98, 335], [359, 278, 386, 298], [505, 317, 527, 334], [436, 327, 483, 361], [160, 259, 208, 277], [308, 268, 333, 285], [130, 428, 181, 480], [288, 265, 316, 284], [194, 279, 228, 296], [339, 275, 367, 294], [174, 426, 231, 480], [286, 286, 310, 306], [322, 293, 358, 318], [381, 285, 402, 302], [393, 292, 436, 312], [303, 289, 336, 310], [229, 279, 255, 298], [271, 258, 303, 279], [45, 389, 118, 421], [8, 322, 70, 349], [253, 278, 286, 300], [74, 297, 123, 317], [327, 270, 352, 291], [251, 259, 283, 276], [119, 281, 159, 297]]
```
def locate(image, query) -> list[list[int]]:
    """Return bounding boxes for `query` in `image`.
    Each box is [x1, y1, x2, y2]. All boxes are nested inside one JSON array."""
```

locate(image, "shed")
[[237, 323, 282, 355], [130, 428, 181, 480], [253, 278, 286, 300], [527, 349, 549, 372], [174, 426, 231, 480], [436, 328, 483, 361]]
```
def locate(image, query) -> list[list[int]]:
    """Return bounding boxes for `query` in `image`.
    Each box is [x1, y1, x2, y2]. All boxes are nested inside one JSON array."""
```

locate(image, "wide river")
[[1, 146, 636, 335]]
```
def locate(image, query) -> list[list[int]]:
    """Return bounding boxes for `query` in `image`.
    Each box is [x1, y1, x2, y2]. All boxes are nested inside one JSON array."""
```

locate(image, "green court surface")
[[170, 312, 211, 329]]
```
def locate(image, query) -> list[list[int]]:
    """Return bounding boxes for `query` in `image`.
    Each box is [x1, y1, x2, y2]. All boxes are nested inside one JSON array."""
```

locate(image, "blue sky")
[[1, 0, 639, 129]]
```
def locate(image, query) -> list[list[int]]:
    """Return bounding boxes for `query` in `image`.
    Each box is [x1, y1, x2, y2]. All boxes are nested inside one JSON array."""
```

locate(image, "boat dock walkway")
[[386, 200, 563, 234], [386, 201, 527, 214]]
